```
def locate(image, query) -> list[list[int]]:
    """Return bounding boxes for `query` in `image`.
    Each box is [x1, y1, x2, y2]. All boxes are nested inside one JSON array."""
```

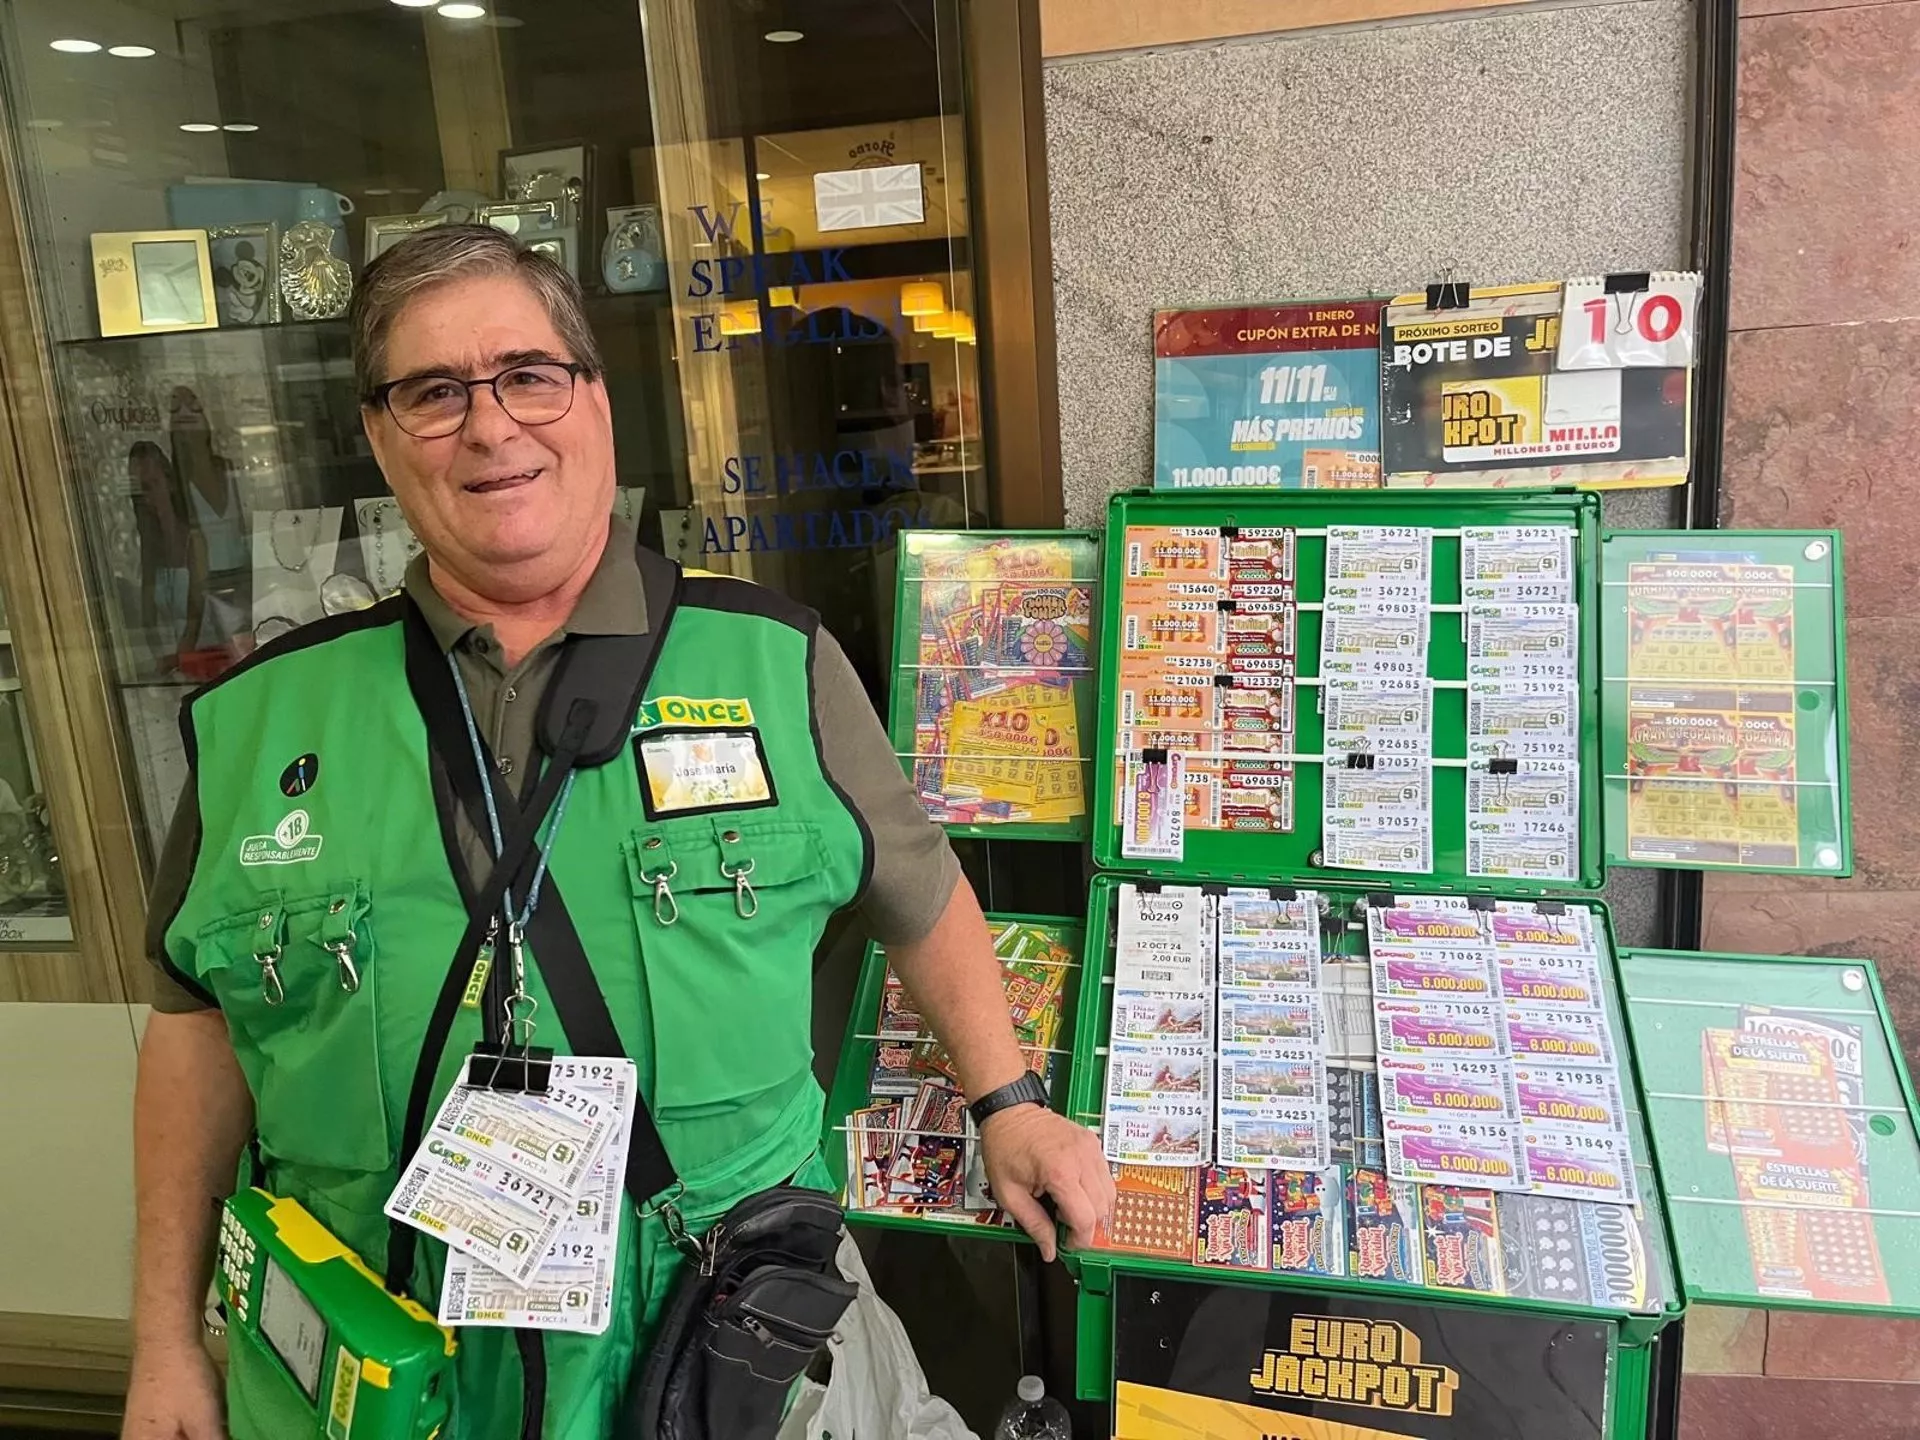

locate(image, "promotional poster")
[[1379, 282, 1690, 489], [1155, 301, 1384, 490]]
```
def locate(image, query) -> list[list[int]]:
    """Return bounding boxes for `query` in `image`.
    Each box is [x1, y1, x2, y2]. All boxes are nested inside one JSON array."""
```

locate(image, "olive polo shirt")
[[142, 518, 962, 1011]]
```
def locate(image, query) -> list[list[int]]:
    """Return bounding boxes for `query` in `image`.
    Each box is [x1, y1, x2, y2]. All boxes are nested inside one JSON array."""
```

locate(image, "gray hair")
[[349, 224, 605, 400]]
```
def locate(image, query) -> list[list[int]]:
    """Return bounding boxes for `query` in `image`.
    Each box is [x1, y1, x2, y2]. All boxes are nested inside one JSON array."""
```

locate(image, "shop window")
[[0, 0, 985, 861]]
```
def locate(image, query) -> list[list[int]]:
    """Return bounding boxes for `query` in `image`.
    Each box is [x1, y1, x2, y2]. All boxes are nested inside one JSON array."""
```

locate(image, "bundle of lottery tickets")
[[905, 536, 1092, 827], [845, 918, 1074, 1224], [384, 1057, 640, 1336]]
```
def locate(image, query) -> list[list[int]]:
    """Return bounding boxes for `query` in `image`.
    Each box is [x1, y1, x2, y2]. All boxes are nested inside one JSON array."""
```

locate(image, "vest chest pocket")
[[196, 884, 393, 1174], [627, 819, 826, 1113]]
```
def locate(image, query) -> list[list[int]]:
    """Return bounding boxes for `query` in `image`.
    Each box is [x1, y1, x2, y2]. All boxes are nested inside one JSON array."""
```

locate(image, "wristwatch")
[[968, 1070, 1051, 1128]]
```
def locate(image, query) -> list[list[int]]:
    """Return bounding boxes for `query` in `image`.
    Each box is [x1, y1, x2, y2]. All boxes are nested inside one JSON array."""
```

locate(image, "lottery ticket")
[[1110, 988, 1214, 1046], [1373, 998, 1508, 1060], [1218, 1041, 1323, 1103], [1460, 526, 1575, 604], [1319, 600, 1429, 681], [1194, 1167, 1271, 1269], [1466, 684, 1579, 762], [385, 1149, 569, 1285], [1490, 906, 1598, 955], [1521, 1126, 1639, 1204], [1271, 1168, 1346, 1276], [1122, 591, 1225, 656], [1513, 1064, 1627, 1131], [439, 1256, 613, 1332], [1103, 1098, 1211, 1167], [1503, 1005, 1617, 1067], [1121, 748, 1186, 860], [1385, 1117, 1526, 1191], [1106, 1045, 1213, 1104], [1098, 1164, 1201, 1260], [425, 1081, 617, 1198], [1465, 604, 1578, 681], [1467, 829, 1578, 884], [1125, 525, 1225, 580], [1218, 1100, 1331, 1171], [1119, 656, 1220, 732], [1218, 943, 1315, 991], [1324, 767, 1434, 873], [1467, 765, 1578, 827], [1115, 882, 1210, 990], [1215, 760, 1297, 834], [1220, 674, 1297, 732], [1421, 1186, 1506, 1294], [1323, 682, 1433, 760], [1223, 606, 1297, 660], [1371, 946, 1495, 1000], [1348, 1166, 1422, 1282], [1368, 903, 1488, 950], [1378, 1057, 1518, 1123], [1496, 950, 1604, 1010], [1218, 887, 1320, 981], [1219, 990, 1321, 1045], [1227, 528, 1297, 583], [1325, 526, 1432, 593]]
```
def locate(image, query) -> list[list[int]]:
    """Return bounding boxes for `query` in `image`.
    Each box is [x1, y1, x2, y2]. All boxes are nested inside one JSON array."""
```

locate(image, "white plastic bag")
[[777, 1235, 979, 1440]]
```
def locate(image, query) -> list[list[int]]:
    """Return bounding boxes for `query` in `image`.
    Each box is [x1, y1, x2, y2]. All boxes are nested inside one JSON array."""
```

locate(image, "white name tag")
[[638, 729, 775, 816]]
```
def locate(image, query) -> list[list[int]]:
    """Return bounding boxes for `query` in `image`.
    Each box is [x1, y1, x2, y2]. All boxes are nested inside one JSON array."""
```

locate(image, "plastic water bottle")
[[994, 1375, 1071, 1439]]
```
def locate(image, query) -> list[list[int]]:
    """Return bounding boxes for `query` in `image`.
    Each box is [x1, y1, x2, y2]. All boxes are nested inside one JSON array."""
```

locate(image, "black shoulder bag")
[[393, 540, 854, 1440]]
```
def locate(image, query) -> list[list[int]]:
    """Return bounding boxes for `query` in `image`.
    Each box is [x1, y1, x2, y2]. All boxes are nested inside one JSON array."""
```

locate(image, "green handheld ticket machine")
[[216, 1188, 457, 1440]]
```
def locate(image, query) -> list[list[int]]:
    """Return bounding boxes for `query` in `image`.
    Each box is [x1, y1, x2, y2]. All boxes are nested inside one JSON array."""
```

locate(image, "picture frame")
[[206, 223, 281, 327], [522, 225, 579, 279], [363, 211, 449, 265], [500, 141, 593, 231], [476, 200, 560, 239], [91, 229, 219, 337]]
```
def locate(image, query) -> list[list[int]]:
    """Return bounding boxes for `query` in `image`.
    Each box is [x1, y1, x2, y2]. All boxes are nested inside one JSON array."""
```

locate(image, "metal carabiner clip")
[[327, 937, 361, 994], [255, 946, 286, 1007], [719, 856, 757, 919], [642, 859, 679, 926]]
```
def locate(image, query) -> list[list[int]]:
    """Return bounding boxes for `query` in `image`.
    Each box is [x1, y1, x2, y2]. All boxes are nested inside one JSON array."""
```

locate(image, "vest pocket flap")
[[628, 819, 825, 896]]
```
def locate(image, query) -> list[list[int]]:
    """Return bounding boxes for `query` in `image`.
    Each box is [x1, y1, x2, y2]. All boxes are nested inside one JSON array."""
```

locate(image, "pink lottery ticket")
[[1378, 1057, 1518, 1122], [1512, 1064, 1627, 1131], [1502, 1005, 1616, 1066], [1373, 999, 1508, 1060], [1371, 947, 1495, 1000], [1489, 909, 1596, 954], [1521, 1126, 1638, 1204], [1495, 950, 1603, 1010], [1384, 1117, 1525, 1190], [1369, 906, 1487, 949]]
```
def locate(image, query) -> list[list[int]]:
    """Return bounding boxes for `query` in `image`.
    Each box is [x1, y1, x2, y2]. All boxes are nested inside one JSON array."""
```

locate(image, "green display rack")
[[887, 528, 1103, 841]]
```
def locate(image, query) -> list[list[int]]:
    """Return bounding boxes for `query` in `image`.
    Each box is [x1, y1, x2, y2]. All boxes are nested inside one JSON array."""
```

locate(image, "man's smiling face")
[[364, 271, 616, 602]]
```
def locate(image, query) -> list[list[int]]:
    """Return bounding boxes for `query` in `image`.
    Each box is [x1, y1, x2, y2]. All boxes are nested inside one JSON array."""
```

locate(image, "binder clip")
[[1220, 525, 1240, 539], [1214, 672, 1236, 688], [467, 1041, 555, 1094], [1267, 886, 1298, 902], [1142, 746, 1169, 764], [1344, 752, 1376, 770], [1425, 280, 1471, 311], [1467, 895, 1496, 912], [1536, 900, 1568, 916], [1487, 757, 1520, 775], [1362, 892, 1396, 913], [1604, 271, 1652, 295], [1135, 878, 1163, 895], [1201, 883, 1228, 897]]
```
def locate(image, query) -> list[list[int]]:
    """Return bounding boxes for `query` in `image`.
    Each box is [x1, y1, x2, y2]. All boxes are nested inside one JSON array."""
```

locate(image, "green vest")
[[160, 568, 870, 1439]]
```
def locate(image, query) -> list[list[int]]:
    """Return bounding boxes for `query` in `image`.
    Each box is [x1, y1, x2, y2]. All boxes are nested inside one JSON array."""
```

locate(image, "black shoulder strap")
[[384, 536, 686, 1295]]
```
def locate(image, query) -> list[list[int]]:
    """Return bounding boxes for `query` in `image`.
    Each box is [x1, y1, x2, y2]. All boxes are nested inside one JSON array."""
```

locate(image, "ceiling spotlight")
[[49, 39, 102, 54], [222, 122, 260, 133], [755, 171, 771, 181], [763, 29, 804, 43], [179, 122, 220, 133], [390, 0, 439, 7], [108, 44, 156, 58], [438, 2, 486, 16]]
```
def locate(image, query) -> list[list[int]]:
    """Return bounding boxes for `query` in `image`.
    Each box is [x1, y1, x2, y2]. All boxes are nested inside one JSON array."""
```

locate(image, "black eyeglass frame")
[[365, 361, 594, 437]]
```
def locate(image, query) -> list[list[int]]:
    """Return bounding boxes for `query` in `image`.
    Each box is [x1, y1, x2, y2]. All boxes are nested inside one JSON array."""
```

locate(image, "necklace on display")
[[269, 511, 310, 572]]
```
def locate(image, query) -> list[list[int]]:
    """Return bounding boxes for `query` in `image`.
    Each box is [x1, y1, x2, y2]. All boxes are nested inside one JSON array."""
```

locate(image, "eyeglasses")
[[368, 361, 590, 439]]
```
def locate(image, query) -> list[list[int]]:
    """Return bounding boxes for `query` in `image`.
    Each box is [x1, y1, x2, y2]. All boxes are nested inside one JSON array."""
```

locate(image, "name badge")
[[637, 728, 776, 817]]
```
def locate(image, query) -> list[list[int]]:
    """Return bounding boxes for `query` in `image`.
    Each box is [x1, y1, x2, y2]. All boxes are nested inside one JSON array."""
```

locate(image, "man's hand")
[[121, 1339, 226, 1439], [979, 1103, 1116, 1261]]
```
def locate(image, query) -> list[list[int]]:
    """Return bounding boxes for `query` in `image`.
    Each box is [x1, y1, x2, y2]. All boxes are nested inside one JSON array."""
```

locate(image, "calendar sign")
[[1557, 273, 1700, 371]]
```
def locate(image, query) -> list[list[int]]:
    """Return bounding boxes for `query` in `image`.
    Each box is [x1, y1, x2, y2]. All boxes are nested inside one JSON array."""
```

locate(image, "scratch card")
[[1098, 1164, 1199, 1260], [1271, 1168, 1345, 1276], [1421, 1186, 1506, 1293], [1373, 998, 1508, 1059], [1385, 1117, 1525, 1190], [1195, 1167, 1271, 1270], [1348, 1166, 1421, 1283]]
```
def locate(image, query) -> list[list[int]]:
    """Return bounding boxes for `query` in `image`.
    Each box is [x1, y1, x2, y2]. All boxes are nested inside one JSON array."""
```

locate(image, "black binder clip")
[[1536, 900, 1568, 916], [1142, 746, 1169, 764], [1363, 892, 1396, 912], [1267, 885, 1298, 902], [1344, 752, 1376, 770], [1467, 895, 1496, 912], [1201, 883, 1228, 897], [1135, 878, 1163, 895], [1220, 525, 1240, 539], [1604, 271, 1652, 295], [1214, 672, 1235, 687], [1487, 757, 1520, 775], [1425, 281, 1471, 311], [1218, 598, 1237, 612], [467, 1041, 555, 1094]]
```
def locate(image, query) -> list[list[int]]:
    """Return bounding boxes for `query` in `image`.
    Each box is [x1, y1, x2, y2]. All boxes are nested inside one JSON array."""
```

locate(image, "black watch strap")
[[968, 1070, 1051, 1127]]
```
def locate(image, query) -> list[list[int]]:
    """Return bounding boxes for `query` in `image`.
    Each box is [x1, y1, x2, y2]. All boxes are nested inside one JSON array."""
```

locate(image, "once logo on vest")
[[239, 808, 325, 867], [631, 695, 755, 732]]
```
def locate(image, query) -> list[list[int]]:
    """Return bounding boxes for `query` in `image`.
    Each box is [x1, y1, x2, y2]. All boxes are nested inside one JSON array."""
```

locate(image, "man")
[[125, 225, 1113, 1439]]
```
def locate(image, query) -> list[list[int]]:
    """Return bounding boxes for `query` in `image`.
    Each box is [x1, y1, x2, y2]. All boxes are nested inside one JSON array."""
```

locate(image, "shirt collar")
[[406, 514, 649, 655]]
